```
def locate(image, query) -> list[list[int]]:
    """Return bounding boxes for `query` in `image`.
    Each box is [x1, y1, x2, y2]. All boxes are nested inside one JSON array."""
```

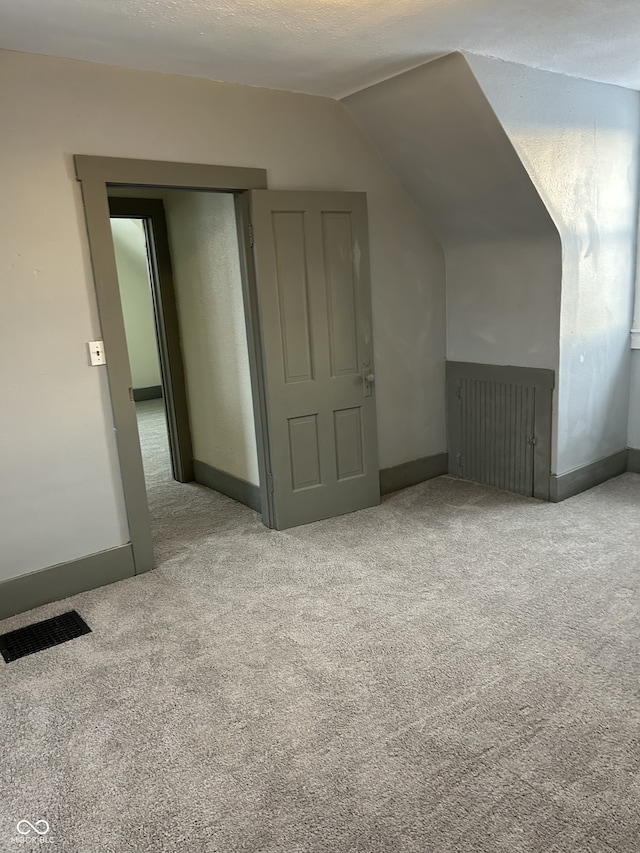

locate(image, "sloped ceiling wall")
[[343, 52, 562, 382], [344, 51, 640, 475], [345, 52, 556, 245], [467, 55, 640, 473]]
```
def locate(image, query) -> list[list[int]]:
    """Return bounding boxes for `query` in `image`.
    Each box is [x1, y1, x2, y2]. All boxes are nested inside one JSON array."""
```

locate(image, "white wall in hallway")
[[164, 191, 260, 486], [110, 218, 162, 391]]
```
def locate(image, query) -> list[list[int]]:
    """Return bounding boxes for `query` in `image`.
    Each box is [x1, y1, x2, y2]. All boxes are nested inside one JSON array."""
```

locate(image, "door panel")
[[272, 211, 315, 384], [323, 212, 359, 377], [250, 190, 379, 529], [334, 407, 365, 480], [288, 414, 322, 491]]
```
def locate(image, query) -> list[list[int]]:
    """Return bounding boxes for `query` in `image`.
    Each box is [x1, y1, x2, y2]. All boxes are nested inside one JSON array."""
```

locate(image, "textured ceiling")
[[1, 0, 639, 97]]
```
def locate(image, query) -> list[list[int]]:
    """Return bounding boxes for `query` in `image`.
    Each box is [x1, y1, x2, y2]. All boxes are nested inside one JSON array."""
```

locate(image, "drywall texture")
[[110, 218, 162, 391], [0, 48, 444, 581], [468, 54, 640, 476], [163, 191, 260, 485], [344, 52, 561, 373], [4, 0, 640, 96]]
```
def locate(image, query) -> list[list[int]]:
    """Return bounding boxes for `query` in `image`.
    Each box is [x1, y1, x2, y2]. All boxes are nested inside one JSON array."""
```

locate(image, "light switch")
[[89, 340, 106, 366]]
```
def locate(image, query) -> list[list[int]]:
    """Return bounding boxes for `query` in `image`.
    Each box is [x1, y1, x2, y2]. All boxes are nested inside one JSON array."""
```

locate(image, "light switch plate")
[[88, 340, 106, 366]]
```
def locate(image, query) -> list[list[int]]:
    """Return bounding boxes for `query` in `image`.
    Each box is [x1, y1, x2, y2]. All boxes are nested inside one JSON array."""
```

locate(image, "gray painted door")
[[250, 190, 379, 529]]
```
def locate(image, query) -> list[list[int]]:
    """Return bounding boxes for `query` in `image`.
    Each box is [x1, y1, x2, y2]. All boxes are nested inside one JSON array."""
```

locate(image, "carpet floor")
[[1, 401, 639, 852]]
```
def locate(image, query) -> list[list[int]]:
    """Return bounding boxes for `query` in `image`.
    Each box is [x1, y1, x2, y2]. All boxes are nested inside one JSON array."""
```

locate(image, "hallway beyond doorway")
[[136, 399, 261, 563]]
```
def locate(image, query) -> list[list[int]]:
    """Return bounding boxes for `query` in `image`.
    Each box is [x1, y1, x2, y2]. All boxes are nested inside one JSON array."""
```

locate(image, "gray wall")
[[467, 55, 640, 474], [0, 47, 444, 583], [163, 190, 260, 485], [111, 218, 162, 391]]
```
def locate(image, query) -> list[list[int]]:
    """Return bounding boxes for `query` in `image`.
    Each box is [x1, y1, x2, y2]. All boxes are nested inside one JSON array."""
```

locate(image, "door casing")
[[75, 156, 271, 575]]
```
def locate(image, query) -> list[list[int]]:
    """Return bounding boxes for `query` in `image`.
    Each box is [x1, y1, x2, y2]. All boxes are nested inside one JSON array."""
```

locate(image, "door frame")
[[75, 155, 272, 575], [109, 196, 194, 484]]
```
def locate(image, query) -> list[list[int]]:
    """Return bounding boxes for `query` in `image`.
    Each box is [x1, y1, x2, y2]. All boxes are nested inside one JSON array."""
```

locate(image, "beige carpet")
[[1, 402, 638, 852]]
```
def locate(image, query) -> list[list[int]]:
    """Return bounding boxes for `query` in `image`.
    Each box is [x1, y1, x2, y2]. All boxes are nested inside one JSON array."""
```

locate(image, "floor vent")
[[0, 610, 91, 663]]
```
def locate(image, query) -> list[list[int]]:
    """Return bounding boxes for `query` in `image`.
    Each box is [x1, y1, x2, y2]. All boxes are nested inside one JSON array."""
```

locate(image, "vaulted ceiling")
[[1, 0, 639, 98]]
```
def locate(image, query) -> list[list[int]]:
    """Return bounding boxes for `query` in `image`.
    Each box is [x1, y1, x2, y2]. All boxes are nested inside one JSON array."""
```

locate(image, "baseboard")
[[0, 545, 135, 621], [549, 449, 629, 502], [133, 385, 163, 402], [379, 452, 449, 495], [628, 448, 640, 473], [193, 459, 261, 512]]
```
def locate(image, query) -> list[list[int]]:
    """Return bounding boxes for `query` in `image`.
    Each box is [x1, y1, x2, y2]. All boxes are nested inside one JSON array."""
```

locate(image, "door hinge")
[[527, 436, 537, 446], [267, 472, 274, 493], [456, 382, 462, 400], [248, 221, 254, 248], [456, 452, 464, 469]]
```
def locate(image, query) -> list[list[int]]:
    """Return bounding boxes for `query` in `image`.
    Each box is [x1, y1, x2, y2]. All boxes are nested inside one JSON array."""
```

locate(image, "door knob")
[[363, 370, 375, 397]]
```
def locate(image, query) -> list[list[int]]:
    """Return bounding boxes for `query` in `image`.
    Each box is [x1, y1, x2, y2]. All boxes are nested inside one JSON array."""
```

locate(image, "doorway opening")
[[76, 157, 273, 576], [108, 190, 263, 560]]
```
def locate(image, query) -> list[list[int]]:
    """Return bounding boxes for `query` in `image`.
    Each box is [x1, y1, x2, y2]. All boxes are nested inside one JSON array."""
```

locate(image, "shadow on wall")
[[342, 51, 562, 376]]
